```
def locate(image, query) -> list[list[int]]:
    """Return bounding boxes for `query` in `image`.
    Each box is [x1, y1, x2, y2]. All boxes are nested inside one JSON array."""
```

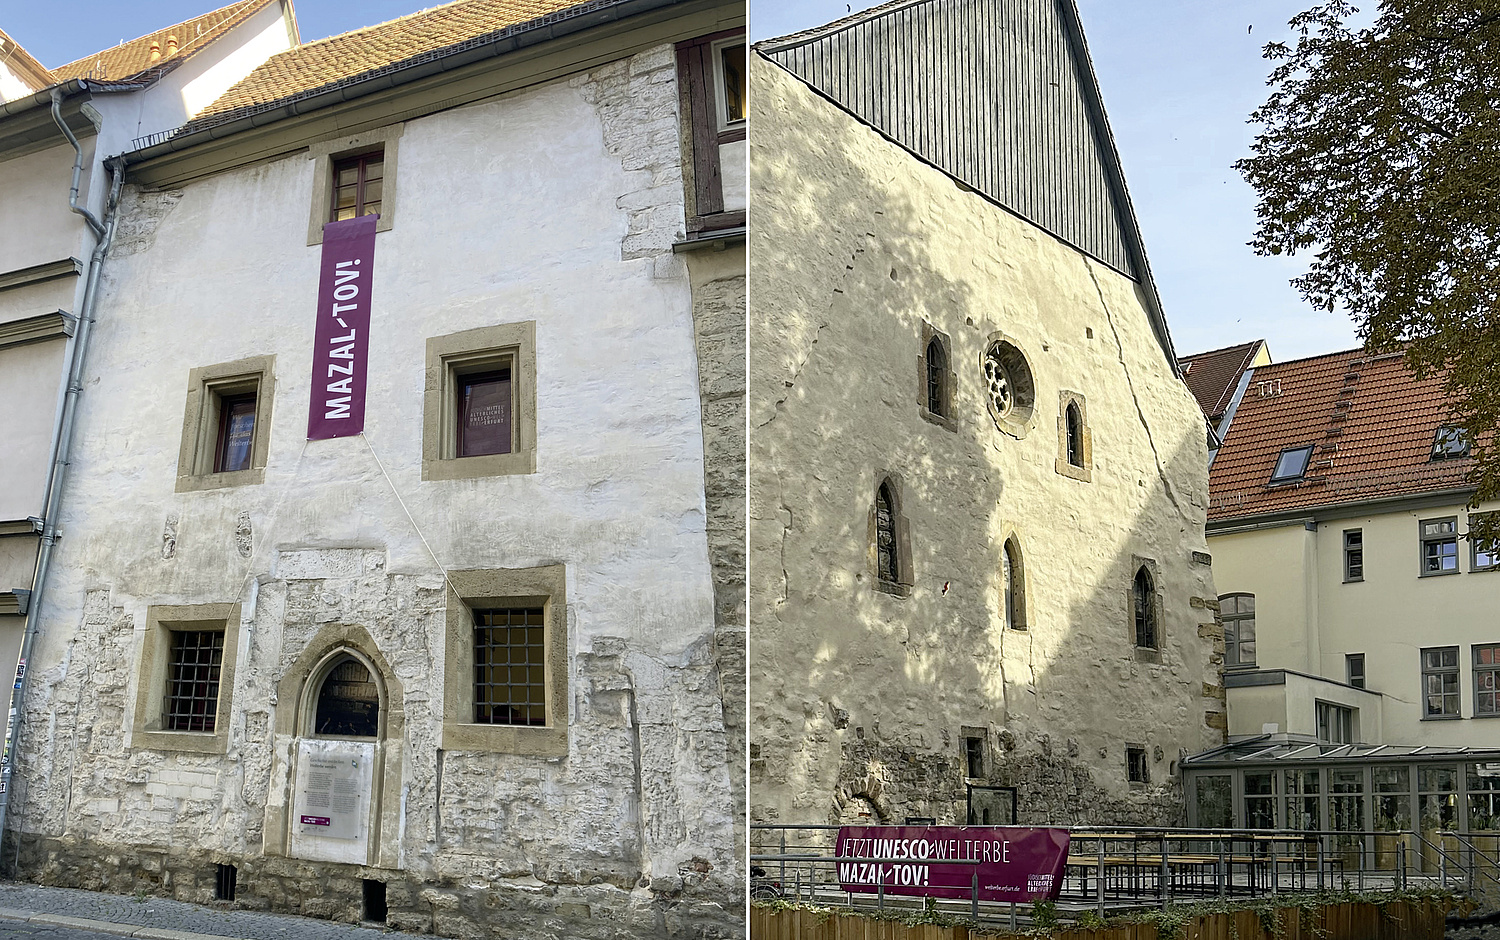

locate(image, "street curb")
[[0, 907, 245, 940]]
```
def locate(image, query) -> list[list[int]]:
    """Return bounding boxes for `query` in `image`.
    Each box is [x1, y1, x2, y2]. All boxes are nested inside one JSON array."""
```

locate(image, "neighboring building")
[[1185, 348, 1500, 849], [0, 0, 299, 795], [747, 0, 1224, 831], [1, 1, 745, 937], [1178, 339, 1270, 455]]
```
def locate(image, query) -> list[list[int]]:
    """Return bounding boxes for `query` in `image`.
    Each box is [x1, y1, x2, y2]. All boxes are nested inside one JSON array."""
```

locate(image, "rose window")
[[984, 350, 1013, 418]]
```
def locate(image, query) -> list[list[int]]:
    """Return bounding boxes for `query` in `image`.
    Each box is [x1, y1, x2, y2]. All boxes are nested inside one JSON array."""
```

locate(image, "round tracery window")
[[981, 338, 1035, 436]]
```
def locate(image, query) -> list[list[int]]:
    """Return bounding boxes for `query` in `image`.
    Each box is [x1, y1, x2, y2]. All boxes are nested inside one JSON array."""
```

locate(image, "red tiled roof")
[[1208, 348, 1476, 522], [183, 0, 589, 129], [49, 0, 274, 83], [1179, 340, 1263, 420]]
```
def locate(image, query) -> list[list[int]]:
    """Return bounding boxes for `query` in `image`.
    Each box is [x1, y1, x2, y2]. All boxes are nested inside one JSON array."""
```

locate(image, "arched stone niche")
[[264, 623, 406, 870]]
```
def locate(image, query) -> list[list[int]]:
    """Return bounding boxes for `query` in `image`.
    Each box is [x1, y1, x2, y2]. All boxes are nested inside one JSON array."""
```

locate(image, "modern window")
[[1343, 529, 1364, 582], [1431, 426, 1470, 459], [1472, 512, 1499, 571], [422, 321, 536, 480], [1423, 646, 1461, 718], [1127, 745, 1149, 784], [164, 629, 225, 732], [442, 565, 567, 756], [1316, 701, 1353, 744], [1477, 645, 1500, 717], [1133, 566, 1158, 649], [1002, 537, 1025, 631], [1270, 444, 1314, 483], [132, 603, 241, 754], [330, 149, 384, 222], [473, 607, 546, 726], [1420, 517, 1459, 576], [1219, 593, 1255, 668], [175, 356, 274, 493], [306, 124, 403, 244], [1347, 653, 1366, 689], [964, 734, 985, 778]]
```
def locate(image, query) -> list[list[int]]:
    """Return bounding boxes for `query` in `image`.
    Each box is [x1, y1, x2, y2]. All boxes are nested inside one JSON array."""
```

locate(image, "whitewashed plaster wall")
[[11, 45, 738, 937], [747, 54, 1223, 829]]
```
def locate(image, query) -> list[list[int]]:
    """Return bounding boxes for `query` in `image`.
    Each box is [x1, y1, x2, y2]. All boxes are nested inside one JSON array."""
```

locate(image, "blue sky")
[[3, 0, 1363, 361], [752, 0, 1364, 363]]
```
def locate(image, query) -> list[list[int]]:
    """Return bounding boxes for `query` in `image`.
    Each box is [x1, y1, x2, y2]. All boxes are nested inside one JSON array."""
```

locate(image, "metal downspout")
[[0, 102, 124, 857]]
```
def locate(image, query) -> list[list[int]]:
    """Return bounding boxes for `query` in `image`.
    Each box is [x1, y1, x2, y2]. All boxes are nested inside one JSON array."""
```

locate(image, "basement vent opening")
[[362, 879, 388, 924], [214, 863, 236, 902]]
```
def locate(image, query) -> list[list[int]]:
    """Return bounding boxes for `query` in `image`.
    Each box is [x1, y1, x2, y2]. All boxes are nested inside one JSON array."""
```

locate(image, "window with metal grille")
[[474, 607, 546, 726], [1133, 567, 1157, 649], [1220, 593, 1255, 668], [331, 150, 384, 222], [1420, 517, 1459, 576], [1477, 645, 1500, 716], [876, 482, 898, 587], [925, 337, 947, 416], [1423, 646, 1460, 718], [1343, 529, 1363, 581], [1065, 402, 1084, 467], [1126, 746, 1149, 784], [164, 629, 224, 732], [214, 393, 256, 474], [1347, 653, 1365, 689]]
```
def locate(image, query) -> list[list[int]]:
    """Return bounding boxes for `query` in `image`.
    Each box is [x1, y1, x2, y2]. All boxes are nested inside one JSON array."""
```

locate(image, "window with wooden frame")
[[330, 150, 384, 223], [1219, 593, 1255, 668], [1419, 517, 1460, 576], [1126, 745, 1149, 784], [1422, 646, 1460, 718], [306, 125, 403, 245], [676, 28, 747, 236], [176, 356, 274, 493], [1343, 529, 1364, 582], [423, 321, 536, 480]]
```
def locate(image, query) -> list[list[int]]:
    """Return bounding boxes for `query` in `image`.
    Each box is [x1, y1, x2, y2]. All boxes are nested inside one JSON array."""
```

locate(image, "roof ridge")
[[1179, 339, 1263, 362], [1248, 346, 1373, 373], [51, 0, 267, 74], [272, 0, 481, 56]]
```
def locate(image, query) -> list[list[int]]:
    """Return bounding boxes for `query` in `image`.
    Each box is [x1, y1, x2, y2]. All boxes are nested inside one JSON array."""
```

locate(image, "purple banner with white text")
[[836, 826, 1069, 903], [307, 214, 378, 440]]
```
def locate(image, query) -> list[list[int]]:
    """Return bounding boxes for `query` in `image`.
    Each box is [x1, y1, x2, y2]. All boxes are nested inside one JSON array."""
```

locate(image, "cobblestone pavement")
[[0, 883, 408, 939]]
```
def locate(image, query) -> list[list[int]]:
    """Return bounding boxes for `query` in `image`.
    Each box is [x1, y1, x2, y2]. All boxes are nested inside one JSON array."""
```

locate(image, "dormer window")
[[1431, 426, 1470, 460], [1269, 444, 1314, 483]]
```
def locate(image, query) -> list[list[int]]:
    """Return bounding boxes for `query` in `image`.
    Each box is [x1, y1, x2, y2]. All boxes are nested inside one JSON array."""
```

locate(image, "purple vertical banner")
[[307, 214, 378, 440]]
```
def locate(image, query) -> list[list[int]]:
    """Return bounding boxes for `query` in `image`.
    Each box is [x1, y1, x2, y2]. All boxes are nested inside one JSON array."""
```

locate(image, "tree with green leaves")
[[1237, 0, 1500, 530]]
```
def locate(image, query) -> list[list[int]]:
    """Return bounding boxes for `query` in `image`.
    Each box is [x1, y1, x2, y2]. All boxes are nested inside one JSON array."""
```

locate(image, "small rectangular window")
[[1347, 653, 1365, 689], [331, 150, 384, 222], [214, 393, 256, 473], [1422, 646, 1460, 718], [473, 607, 546, 727], [164, 629, 225, 732], [964, 735, 984, 778], [1343, 529, 1363, 582], [1270, 444, 1314, 483], [1420, 517, 1459, 576], [1477, 645, 1500, 716], [1431, 426, 1470, 460], [1126, 745, 1149, 784], [1472, 512, 1499, 571], [714, 40, 746, 128], [1316, 701, 1353, 743], [456, 367, 513, 457]]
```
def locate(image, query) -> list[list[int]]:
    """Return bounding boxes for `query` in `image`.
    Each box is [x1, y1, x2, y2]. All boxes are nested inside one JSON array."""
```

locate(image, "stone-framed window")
[[422, 321, 537, 481], [175, 355, 275, 493], [442, 564, 568, 756], [1055, 390, 1092, 481], [305, 124, 403, 245], [980, 333, 1035, 439], [1001, 535, 1027, 631], [1126, 744, 1149, 785], [961, 727, 986, 779], [1130, 558, 1163, 660], [870, 474, 913, 596], [676, 29, 747, 235], [131, 602, 241, 754], [917, 324, 955, 430]]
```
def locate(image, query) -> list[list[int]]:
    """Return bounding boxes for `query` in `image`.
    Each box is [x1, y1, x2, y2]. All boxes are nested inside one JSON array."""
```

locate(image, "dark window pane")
[[164, 630, 224, 732], [215, 395, 256, 473], [315, 658, 380, 737], [720, 43, 745, 122], [457, 369, 513, 457], [876, 483, 898, 584]]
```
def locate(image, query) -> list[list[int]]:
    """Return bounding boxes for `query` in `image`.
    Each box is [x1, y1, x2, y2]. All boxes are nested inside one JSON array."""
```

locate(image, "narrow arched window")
[[315, 656, 380, 737], [1003, 539, 1024, 631], [1066, 402, 1084, 467], [1133, 567, 1157, 649], [925, 337, 947, 416], [876, 482, 899, 585]]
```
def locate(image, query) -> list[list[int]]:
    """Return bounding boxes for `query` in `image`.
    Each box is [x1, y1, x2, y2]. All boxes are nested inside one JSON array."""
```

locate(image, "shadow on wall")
[[746, 51, 1219, 831]]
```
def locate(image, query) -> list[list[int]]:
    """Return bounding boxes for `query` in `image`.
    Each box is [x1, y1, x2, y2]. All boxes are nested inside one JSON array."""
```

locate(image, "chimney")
[[149, 40, 161, 63], [166, 35, 178, 56]]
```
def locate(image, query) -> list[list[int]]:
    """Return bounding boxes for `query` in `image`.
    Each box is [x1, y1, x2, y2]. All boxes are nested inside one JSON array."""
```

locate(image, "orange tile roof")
[[1179, 340, 1264, 421], [49, 0, 274, 83], [1208, 348, 1477, 522], [184, 0, 591, 129]]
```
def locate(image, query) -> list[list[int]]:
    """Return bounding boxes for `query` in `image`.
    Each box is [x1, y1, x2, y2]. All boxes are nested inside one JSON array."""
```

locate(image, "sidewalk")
[[0, 883, 406, 939]]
